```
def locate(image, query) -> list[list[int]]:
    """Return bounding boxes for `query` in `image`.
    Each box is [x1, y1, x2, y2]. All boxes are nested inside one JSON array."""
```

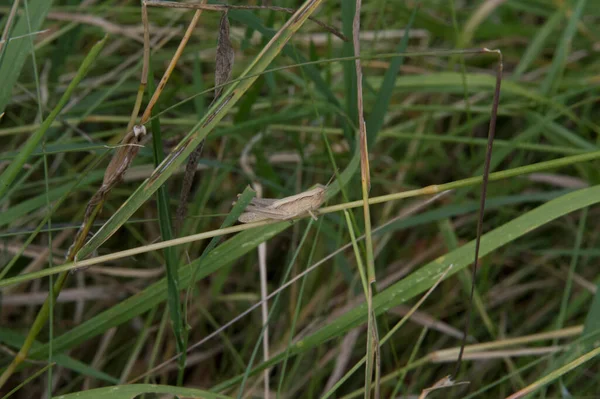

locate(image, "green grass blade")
[[0, 327, 118, 384], [27, 223, 290, 359], [211, 184, 600, 390], [228, 9, 340, 108], [365, 3, 418, 145], [372, 71, 585, 128], [147, 59, 185, 384], [512, 11, 562, 80], [341, 0, 357, 145], [0, 35, 107, 199], [0, 0, 53, 115], [185, 186, 256, 306], [236, 219, 315, 398], [16, 180, 591, 362], [50, 384, 232, 399], [75, 1, 325, 260], [583, 283, 600, 346], [298, 186, 600, 351], [504, 345, 600, 399], [539, 0, 588, 96]]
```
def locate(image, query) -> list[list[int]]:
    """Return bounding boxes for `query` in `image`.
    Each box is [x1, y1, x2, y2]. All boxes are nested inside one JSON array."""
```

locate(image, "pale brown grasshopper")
[[236, 184, 327, 223]]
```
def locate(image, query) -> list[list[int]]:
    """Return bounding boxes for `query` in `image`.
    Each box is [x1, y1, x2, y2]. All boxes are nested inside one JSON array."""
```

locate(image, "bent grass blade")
[[75, 0, 327, 261]]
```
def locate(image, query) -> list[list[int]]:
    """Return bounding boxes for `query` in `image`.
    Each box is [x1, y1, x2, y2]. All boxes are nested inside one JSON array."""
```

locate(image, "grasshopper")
[[236, 184, 327, 223]]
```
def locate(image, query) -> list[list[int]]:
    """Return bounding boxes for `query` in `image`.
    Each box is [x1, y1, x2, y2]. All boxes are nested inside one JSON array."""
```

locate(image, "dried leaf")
[[176, 11, 235, 231], [103, 125, 146, 189], [214, 11, 234, 98], [417, 375, 469, 399]]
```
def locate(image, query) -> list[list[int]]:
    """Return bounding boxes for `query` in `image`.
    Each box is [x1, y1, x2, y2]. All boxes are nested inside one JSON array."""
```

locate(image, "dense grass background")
[[1, 0, 600, 397]]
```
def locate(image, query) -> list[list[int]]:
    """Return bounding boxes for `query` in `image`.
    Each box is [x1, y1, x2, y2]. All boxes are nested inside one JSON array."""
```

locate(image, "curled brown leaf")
[[214, 11, 234, 98]]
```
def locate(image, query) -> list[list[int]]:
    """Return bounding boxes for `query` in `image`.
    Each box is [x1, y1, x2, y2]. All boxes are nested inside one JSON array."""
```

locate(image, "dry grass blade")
[[75, 0, 326, 260], [176, 8, 233, 231], [67, 126, 147, 259], [144, 0, 347, 42], [417, 375, 469, 399], [321, 264, 455, 399], [238, 133, 271, 397], [0, 0, 21, 55], [504, 345, 600, 399], [127, 192, 452, 384], [352, 1, 379, 396], [4, 2, 600, 397], [0, 33, 110, 389], [214, 11, 235, 98], [453, 48, 503, 378]]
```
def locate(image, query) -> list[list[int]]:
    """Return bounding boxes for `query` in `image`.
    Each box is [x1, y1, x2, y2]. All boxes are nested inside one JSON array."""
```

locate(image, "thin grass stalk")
[[0, 35, 107, 199], [139, 2, 206, 125], [542, 206, 588, 393], [321, 265, 453, 398], [147, 56, 186, 384], [0, 36, 108, 389], [352, 1, 379, 395], [505, 345, 600, 399], [119, 306, 158, 383], [389, 328, 429, 397], [344, 210, 369, 296], [453, 49, 503, 378], [0, 0, 22, 59], [75, 0, 328, 261], [30, 0, 56, 390], [143, 309, 170, 388], [439, 218, 526, 388], [3, 148, 600, 287], [236, 220, 315, 398], [129, 193, 450, 384], [343, 208, 375, 398], [143, 0, 347, 41], [277, 221, 323, 396], [0, 363, 54, 399], [0, 154, 108, 281]]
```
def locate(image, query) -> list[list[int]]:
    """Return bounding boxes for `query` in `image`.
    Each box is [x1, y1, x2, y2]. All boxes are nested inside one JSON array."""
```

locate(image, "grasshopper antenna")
[[325, 168, 339, 187]]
